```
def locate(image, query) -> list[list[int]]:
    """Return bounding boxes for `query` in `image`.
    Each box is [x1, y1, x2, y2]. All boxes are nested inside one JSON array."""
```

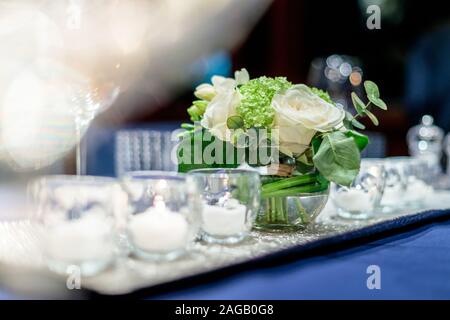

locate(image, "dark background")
[[99, 0, 450, 157]]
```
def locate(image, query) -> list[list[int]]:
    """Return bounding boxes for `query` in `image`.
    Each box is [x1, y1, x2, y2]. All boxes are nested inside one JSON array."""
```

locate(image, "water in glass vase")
[[255, 188, 329, 232]]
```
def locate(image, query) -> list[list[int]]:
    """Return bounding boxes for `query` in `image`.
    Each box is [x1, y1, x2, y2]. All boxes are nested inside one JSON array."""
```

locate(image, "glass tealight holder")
[[407, 115, 444, 180], [385, 157, 433, 210], [331, 162, 385, 220], [361, 157, 411, 213], [29, 175, 117, 276], [188, 169, 261, 244], [121, 171, 201, 261]]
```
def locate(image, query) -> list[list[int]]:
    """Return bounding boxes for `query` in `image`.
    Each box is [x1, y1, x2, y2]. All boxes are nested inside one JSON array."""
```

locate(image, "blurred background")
[[0, 0, 449, 179]]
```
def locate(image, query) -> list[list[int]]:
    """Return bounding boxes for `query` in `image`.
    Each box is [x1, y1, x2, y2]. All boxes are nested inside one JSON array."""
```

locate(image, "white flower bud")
[[234, 68, 250, 85], [194, 83, 216, 101]]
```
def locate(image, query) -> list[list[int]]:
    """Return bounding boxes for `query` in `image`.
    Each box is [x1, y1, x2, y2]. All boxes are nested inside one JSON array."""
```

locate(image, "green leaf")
[[311, 135, 322, 154], [365, 109, 379, 126], [342, 112, 353, 130], [368, 96, 387, 110], [364, 80, 387, 110], [344, 111, 353, 121], [345, 130, 369, 151], [227, 116, 245, 129], [351, 118, 366, 130], [177, 128, 240, 173], [312, 131, 361, 186], [351, 92, 366, 116], [364, 80, 380, 99]]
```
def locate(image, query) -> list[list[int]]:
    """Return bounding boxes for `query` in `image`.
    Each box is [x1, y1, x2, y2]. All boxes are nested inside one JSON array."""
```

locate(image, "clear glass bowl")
[[255, 187, 329, 232]]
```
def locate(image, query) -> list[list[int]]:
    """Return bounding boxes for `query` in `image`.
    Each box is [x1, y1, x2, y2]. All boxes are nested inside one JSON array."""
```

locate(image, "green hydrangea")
[[310, 87, 334, 104], [237, 76, 292, 128]]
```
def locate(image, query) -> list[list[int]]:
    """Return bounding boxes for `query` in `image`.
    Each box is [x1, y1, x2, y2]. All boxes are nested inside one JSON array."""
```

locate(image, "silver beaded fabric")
[[1, 191, 450, 296]]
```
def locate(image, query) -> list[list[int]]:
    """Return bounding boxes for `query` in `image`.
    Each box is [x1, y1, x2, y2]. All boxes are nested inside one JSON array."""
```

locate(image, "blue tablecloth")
[[1, 210, 450, 299], [151, 213, 450, 300]]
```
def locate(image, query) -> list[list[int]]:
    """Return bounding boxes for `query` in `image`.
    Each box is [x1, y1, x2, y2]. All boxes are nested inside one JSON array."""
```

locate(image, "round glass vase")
[[255, 187, 330, 232]]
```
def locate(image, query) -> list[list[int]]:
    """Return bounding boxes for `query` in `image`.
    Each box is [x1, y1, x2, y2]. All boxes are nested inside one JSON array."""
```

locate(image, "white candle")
[[404, 178, 433, 203], [128, 206, 189, 253], [44, 214, 114, 262], [202, 199, 247, 236], [333, 189, 374, 212]]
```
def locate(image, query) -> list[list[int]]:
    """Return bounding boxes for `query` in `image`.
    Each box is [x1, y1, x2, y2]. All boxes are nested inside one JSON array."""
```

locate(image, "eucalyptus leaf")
[[345, 111, 354, 121], [351, 118, 366, 130], [351, 92, 366, 116], [368, 96, 387, 110], [312, 131, 360, 186], [343, 112, 354, 130], [365, 109, 379, 126], [364, 80, 380, 99], [227, 115, 244, 129]]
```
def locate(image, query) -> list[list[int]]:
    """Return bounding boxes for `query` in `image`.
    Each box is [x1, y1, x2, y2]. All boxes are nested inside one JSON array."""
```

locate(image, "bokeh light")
[[0, 0, 272, 172]]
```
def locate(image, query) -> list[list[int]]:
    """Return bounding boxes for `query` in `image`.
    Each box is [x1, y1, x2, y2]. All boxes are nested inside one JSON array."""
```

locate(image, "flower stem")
[[294, 198, 309, 224], [261, 173, 318, 194], [262, 182, 327, 199], [351, 102, 373, 121], [275, 198, 286, 223], [270, 197, 277, 222]]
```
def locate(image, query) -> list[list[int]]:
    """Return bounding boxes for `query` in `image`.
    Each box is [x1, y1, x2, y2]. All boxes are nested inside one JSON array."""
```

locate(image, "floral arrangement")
[[177, 68, 386, 228]]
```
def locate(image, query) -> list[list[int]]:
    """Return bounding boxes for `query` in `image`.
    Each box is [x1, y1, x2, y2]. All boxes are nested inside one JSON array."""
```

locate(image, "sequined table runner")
[[1, 191, 450, 295]]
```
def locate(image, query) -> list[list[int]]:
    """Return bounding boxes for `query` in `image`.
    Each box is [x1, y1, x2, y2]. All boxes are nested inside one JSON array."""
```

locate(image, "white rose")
[[271, 84, 345, 157], [199, 69, 249, 142]]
